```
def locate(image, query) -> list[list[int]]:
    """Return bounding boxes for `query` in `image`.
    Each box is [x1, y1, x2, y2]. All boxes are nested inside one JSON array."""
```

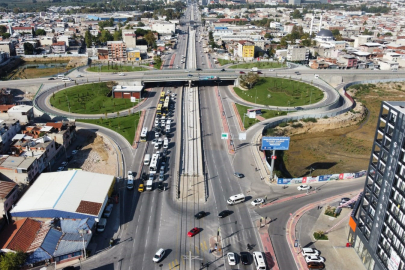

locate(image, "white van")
[[253, 252, 266, 270], [166, 125, 170, 133], [227, 193, 245, 205], [96, 218, 107, 232], [144, 154, 151, 165], [163, 138, 169, 149], [57, 74, 65, 79], [146, 180, 153, 190], [62, 77, 72, 82]]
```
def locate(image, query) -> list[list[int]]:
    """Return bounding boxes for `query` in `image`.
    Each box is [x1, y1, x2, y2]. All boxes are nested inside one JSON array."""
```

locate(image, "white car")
[[153, 248, 165, 263], [152, 139, 158, 145], [155, 132, 159, 138], [305, 255, 325, 263], [154, 122, 159, 127], [76, 74, 83, 78], [158, 138, 163, 145], [118, 73, 125, 76], [251, 198, 265, 206], [269, 69, 274, 71], [227, 252, 236, 266], [297, 185, 311, 191], [301, 248, 320, 257]]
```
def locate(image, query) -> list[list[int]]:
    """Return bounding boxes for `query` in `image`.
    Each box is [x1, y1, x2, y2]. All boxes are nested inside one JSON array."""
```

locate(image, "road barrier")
[[277, 170, 367, 185]]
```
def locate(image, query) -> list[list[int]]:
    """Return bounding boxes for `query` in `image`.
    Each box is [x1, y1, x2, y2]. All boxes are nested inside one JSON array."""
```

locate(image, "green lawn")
[[77, 113, 140, 144], [235, 103, 288, 129], [234, 77, 323, 107], [87, 65, 147, 72], [50, 82, 138, 114], [217, 59, 231, 65], [229, 62, 285, 69]]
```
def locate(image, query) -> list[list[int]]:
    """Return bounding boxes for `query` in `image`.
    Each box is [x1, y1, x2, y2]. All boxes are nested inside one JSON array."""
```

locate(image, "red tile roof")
[[52, 41, 66, 46], [0, 218, 41, 252], [76, 200, 102, 216], [0, 105, 15, 113], [46, 122, 63, 129], [0, 180, 17, 199]]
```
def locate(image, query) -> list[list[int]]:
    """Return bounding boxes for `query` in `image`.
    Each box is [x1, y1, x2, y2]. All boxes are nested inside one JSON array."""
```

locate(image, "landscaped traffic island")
[[87, 65, 148, 72], [50, 82, 137, 114], [234, 77, 323, 107]]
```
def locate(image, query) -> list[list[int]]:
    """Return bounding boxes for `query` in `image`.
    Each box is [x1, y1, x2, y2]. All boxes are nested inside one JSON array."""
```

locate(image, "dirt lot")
[[276, 82, 405, 177], [70, 129, 118, 176]]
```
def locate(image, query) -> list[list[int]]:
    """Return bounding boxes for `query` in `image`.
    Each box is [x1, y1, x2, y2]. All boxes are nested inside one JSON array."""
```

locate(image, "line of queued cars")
[[302, 248, 325, 269]]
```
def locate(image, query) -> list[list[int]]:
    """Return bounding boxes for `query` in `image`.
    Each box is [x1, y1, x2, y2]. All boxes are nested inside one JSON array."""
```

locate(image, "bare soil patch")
[[275, 82, 405, 177]]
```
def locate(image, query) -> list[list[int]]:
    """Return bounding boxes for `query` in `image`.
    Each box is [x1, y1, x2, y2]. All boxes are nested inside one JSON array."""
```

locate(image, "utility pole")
[[182, 251, 202, 270]]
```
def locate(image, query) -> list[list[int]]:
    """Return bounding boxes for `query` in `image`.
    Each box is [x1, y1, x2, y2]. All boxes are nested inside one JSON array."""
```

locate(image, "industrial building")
[[10, 170, 115, 221]]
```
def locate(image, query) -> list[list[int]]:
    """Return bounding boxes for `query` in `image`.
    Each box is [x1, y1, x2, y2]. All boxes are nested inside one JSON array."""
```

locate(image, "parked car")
[[118, 73, 125, 76], [301, 248, 320, 257], [239, 71, 245, 74], [297, 185, 311, 191], [340, 197, 351, 205], [103, 204, 113, 217], [307, 262, 325, 269], [48, 77, 55, 80], [305, 255, 325, 263]]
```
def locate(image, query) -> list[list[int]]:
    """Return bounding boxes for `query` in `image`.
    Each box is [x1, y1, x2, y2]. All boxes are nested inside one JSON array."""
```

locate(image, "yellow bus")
[[160, 91, 166, 99], [157, 104, 162, 115]]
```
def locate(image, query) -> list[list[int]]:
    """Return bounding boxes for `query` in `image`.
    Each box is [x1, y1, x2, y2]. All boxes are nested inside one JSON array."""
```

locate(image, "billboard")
[[261, 137, 290, 150]]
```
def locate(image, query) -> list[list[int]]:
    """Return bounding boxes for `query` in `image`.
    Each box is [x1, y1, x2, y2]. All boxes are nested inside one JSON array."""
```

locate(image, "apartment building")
[[238, 40, 255, 60], [51, 41, 66, 54], [122, 30, 137, 48], [349, 101, 405, 270], [286, 45, 309, 62], [107, 41, 127, 62]]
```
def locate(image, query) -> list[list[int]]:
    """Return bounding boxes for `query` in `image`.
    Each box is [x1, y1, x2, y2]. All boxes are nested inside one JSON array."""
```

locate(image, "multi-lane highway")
[[10, 3, 377, 270]]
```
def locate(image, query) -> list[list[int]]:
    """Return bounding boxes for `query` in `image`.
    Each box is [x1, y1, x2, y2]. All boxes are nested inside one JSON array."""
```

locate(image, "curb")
[[133, 110, 146, 148], [232, 102, 245, 132]]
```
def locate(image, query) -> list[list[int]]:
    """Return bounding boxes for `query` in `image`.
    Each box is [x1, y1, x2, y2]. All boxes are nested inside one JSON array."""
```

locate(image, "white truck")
[[251, 67, 258, 72], [146, 180, 153, 191]]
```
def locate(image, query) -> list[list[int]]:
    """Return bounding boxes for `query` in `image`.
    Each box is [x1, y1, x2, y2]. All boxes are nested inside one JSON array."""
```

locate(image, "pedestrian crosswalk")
[[248, 208, 262, 221], [167, 241, 208, 270], [221, 231, 250, 247]]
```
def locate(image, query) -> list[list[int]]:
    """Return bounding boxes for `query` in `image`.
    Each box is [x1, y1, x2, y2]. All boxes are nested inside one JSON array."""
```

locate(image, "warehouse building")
[[10, 170, 115, 221]]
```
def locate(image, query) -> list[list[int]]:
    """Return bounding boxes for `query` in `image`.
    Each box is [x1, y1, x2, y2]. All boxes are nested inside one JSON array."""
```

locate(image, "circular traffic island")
[[50, 82, 136, 114], [235, 77, 323, 107]]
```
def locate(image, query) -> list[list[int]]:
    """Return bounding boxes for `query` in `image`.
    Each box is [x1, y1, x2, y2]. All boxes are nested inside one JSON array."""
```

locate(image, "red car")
[[257, 71, 263, 74], [187, 227, 200, 237], [239, 71, 245, 74]]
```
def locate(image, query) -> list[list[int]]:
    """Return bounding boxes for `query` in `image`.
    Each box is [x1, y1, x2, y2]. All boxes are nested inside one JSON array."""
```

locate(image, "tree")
[[240, 72, 260, 89], [137, 21, 145, 27], [301, 39, 311, 47], [35, 29, 46, 36], [0, 25, 6, 34], [85, 30, 92, 48], [292, 9, 302, 19], [144, 31, 156, 47], [99, 30, 113, 43], [113, 29, 122, 41], [0, 251, 27, 270], [264, 33, 272, 39], [23, 43, 34, 55]]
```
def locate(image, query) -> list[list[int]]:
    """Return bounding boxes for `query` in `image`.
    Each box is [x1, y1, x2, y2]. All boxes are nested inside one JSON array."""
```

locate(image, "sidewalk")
[[286, 189, 363, 270], [256, 220, 279, 270]]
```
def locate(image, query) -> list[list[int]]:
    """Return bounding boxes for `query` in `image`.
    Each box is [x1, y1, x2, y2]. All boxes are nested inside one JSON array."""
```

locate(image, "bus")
[[160, 91, 166, 99], [140, 127, 148, 142], [163, 96, 170, 111], [157, 104, 163, 116], [149, 154, 159, 174]]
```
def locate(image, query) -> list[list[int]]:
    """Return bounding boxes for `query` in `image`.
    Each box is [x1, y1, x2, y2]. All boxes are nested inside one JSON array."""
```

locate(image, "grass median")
[[217, 59, 231, 65], [87, 65, 147, 72], [235, 103, 288, 129], [229, 62, 285, 69], [77, 113, 140, 144], [234, 77, 323, 107], [50, 82, 138, 114]]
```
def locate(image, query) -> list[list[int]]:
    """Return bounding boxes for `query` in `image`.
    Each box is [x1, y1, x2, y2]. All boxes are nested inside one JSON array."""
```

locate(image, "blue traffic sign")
[[261, 137, 290, 150]]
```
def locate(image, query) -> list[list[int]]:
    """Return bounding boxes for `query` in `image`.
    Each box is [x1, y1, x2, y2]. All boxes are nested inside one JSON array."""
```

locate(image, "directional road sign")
[[221, 133, 228, 140]]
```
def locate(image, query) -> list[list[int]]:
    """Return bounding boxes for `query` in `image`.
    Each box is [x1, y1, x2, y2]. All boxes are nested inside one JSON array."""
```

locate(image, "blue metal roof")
[[42, 228, 62, 255], [53, 233, 91, 257], [26, 248, 52, 264], [60, 218, 95, 233]]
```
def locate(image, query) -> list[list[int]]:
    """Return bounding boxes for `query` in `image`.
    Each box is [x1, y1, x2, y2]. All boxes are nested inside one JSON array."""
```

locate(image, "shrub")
[[324, 205, 337, 217], [279, 122, 288, 127], [323, 115, 329, 119], [292, 123, 303, 128], [313, 230, 328, 240], [302, 118, 317, 123]]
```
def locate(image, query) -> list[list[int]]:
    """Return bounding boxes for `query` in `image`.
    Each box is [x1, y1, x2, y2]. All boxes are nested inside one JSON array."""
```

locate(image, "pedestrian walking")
[[265, 196, 267, 201]]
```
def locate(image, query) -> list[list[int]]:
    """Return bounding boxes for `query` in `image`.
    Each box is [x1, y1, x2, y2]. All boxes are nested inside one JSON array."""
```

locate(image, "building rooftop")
[[0, 156, 36, 170], [0, 180, 17, 200], [10, 171, 115, 218], [0, 218, 41, 252], [7, 105, 32, 113]]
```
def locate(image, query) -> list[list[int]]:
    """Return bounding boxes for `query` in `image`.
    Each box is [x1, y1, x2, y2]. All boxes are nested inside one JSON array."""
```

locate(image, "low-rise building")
[[378, 59, 399, 71], [122, 30, 137, 48], [0, 180, 19, 220], [0, 120, 21, 154], [112, 83, 143, 99], [51, 41, 66, 54], [7, 105, 34, 124], [238, 40, 255, 60], [0, 156, 38, 185], [0, 41, 15, 56], [338, 54, 358, 69], [127, 48, 141, 61], [151, 22, 176, 35]]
